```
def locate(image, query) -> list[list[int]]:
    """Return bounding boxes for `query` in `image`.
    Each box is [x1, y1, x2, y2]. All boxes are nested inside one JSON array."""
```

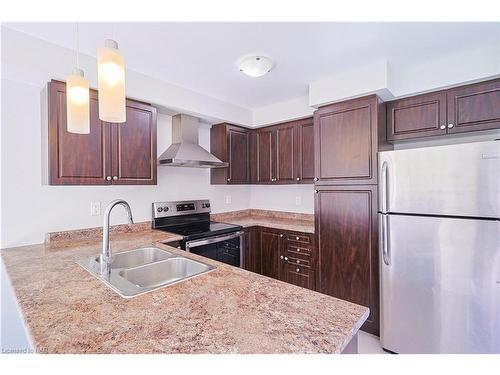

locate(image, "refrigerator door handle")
[[381, 214, 391, 266], [381, 160, 389, 213]]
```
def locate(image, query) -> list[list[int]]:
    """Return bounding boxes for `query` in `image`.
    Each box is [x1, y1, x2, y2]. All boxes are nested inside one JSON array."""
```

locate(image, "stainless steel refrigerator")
[[378, 140, 500, 354]]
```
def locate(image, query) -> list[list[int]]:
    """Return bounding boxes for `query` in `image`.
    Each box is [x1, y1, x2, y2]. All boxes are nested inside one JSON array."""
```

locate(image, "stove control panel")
[[152, 199, 211, 219]]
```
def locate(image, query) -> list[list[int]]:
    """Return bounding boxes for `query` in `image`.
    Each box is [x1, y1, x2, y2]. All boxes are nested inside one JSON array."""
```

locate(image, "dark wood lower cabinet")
[[315, 185, 379, 335], [242, 227, 261, 273], [259, 228, 282, 279], [243, 226, 316, 291]]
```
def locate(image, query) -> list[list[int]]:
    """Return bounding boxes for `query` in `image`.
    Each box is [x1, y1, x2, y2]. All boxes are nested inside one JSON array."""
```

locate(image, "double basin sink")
[[77, 247, 215, 298]]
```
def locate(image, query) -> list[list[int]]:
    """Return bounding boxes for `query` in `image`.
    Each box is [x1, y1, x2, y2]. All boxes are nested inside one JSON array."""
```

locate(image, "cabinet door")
[[48, 80, 112, 185], [447, 79, 500, 134], [296, 118, 315, 183], [314, 95, 380, 185], [387, 92, 447, 141], [227, 127, 250, 184], [111, 100, 157, 185], [275, 123, 296, 183], [243, 227, 261, 273], [255, 129, 274, 183], [259, 228, 281, 279], [284, 264, 316, 290], [315, 185, 379, 335]]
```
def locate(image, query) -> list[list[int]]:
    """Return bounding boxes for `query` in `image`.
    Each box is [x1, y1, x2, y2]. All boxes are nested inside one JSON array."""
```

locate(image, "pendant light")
[[66, 23, 90, 134], [97, 32, 126, 123]]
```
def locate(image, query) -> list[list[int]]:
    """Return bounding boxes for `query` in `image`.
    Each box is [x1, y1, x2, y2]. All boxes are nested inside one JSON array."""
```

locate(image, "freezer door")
[[378, 141, 500, 218], [380, 213, 500, 353]]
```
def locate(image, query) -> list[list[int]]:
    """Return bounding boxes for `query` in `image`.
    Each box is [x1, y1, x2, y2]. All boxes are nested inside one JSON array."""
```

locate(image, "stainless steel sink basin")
[[94, 247, 173, 269], [119, 257, 214, 288], [77, 246, 215, 298]]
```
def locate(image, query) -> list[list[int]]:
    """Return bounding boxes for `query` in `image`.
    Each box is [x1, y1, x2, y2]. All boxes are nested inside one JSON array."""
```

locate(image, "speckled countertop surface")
[[1, 227, 368, 354], [211, 209, 315, 234]]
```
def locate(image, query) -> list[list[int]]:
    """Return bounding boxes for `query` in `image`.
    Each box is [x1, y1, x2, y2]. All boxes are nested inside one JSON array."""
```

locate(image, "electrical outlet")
[[90, 201, 101, 216], [295, 196, 302, 206], [225, 195, 232, 204]]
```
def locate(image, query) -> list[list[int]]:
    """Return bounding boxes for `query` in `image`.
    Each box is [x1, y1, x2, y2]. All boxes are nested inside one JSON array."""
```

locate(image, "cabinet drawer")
[[286, 233, 312, 244], [286, 243, 313, 256], [285, 266, 315, 290], [287, 255, 311, 268]]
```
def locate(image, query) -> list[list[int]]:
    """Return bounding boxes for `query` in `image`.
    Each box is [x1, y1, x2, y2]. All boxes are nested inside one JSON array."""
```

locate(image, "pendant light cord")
[[76, 22, 80, 69]]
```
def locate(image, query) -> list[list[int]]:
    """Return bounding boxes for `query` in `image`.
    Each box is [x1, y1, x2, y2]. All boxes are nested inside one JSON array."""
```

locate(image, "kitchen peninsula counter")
[[1, 228, 367, 354]]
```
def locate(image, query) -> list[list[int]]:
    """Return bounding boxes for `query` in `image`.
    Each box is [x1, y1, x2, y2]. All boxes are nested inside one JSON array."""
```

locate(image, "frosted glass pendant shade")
[[97, 39, 126, 123], [66, 68, 90, 134]]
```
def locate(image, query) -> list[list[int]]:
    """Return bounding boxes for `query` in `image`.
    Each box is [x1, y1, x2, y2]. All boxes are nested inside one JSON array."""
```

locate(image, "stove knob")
[[157, 207, 163, 212], [163, 207, 169, 212]]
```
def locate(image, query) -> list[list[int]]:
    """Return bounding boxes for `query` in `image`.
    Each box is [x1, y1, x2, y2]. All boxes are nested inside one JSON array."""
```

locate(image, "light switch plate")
[[90, 201, 101, 216]]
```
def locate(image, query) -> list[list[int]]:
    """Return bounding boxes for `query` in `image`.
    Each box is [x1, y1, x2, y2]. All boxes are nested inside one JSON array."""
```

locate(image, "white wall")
[[250, 185, 314, 214]]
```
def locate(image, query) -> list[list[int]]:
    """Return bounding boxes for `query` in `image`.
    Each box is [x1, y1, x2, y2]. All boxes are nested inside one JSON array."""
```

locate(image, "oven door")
[[185, 231, 244, 268]]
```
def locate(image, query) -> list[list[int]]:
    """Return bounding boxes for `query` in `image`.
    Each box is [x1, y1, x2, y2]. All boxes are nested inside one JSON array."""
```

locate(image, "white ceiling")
[[4, 22, 499, 109]]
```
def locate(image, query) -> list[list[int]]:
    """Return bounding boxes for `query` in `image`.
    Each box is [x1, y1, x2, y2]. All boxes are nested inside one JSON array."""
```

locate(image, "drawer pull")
[[284, 257, 288, 261], [296, 268, 300, 272], [296, 260, 300, 264]]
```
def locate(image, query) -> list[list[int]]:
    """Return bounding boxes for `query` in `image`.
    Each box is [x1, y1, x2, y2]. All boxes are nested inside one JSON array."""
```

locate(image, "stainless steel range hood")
[[158, 114, 228, 168]]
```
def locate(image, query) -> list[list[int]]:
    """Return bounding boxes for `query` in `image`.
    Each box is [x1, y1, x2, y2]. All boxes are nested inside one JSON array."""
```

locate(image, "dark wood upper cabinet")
[[49, 81, 112, 185], [296, 118, 315, 183], [248, 117, 314, 185], [254, 128, 274, 183], [314, 95, 384, 185], [315, 185, 379, 335], [387, 91, 447, 141], [387, 78, 500, 141], [210, 123, 250, 184], [111, 100, 157, 185], [447, 78, 500, 134], [48, 80, 157, 186], [275, 122, 297, 183]]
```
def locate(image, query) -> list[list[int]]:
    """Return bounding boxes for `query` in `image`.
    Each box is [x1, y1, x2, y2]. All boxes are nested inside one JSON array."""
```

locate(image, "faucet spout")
[[100, 199, 134, 276]]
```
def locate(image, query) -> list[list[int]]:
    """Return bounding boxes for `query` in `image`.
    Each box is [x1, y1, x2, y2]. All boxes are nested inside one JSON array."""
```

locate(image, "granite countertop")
[[211, 209, 315, 234], [1, 229, 368, 354]]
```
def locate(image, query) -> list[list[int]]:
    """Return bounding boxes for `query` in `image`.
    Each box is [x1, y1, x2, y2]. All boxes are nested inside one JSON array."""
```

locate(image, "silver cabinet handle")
[[227, 178, 231, 182], [280, 255, 284, 260], [314, 177, 319, 181], [296, 177, 300, 181], [439, 124, 446, 130], [113, 176, 118, 181], [297, 249, 300, 252], [279, 234, 284, 238], [284, 257, 288, 261], [296, 260, 300, 264], [106, 176, 112, 181], [314, 190, 318, 194], [447, 123, 454, 129], [296, 268, 300, 272], [296, 236, 300, 240]]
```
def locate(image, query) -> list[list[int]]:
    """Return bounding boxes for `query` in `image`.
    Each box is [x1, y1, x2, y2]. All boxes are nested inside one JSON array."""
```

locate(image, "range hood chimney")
[[158, 114, 228, 168]]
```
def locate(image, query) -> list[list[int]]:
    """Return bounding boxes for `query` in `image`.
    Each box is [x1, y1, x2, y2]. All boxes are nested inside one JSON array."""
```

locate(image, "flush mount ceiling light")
[[97, 38, 126, 123], [66, 23, 90, 134], [238, 55, 274, 78]]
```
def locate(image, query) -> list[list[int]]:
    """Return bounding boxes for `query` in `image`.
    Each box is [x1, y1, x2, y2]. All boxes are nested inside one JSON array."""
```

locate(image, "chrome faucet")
[[100, 199, 134, 276]]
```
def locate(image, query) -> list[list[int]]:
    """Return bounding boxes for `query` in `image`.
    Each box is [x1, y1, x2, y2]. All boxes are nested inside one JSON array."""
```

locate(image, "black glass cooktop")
[[155, 221, 242, 241]]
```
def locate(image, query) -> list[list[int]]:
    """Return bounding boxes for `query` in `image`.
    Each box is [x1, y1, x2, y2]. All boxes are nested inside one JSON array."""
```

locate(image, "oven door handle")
[[185, 231, 244, 251]]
